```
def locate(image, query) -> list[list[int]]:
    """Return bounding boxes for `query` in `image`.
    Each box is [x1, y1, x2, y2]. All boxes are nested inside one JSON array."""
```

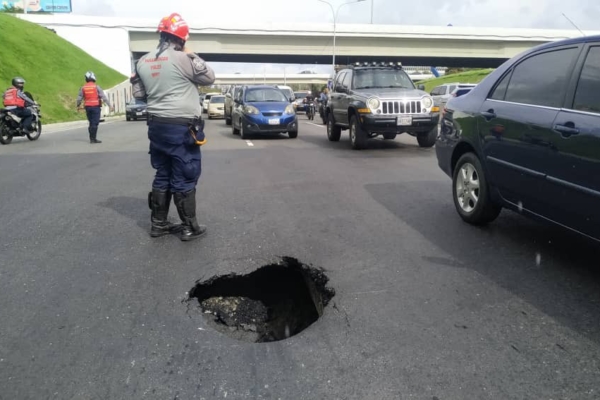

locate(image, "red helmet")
[[157, 13, 189, 41]]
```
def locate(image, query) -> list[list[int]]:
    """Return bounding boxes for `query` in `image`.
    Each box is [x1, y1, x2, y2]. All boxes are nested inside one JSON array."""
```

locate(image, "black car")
[[326, 62, 440, 150], [125, 99, 147, 121], [436, 35, 600, 242]]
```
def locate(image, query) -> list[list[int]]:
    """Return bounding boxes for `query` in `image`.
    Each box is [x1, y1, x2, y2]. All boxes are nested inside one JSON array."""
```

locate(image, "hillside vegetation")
[[419, 69, 494, 93]]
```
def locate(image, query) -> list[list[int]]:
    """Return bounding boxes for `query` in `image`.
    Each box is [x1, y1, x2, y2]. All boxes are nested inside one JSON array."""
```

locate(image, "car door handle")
[[481, 110, 496, 119], [554, 124, 579, 137]]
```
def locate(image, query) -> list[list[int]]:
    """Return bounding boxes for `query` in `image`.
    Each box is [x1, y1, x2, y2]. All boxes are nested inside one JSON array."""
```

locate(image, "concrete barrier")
[[101, 79, 133, 117]]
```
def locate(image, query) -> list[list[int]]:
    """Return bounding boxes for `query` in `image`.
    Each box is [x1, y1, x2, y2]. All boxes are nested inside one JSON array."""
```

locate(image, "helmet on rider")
[[12, 77, 25, 89], [157, 13, 190, 42], [85, 71, 97, 82]]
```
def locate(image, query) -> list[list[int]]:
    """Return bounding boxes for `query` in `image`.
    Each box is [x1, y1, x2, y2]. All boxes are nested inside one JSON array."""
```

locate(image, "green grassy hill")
[[419, 69, 495, 93], [0, 14, 126, 123]]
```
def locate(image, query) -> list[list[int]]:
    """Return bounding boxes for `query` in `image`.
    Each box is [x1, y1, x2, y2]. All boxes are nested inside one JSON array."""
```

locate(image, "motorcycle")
[[0, 98, 42, 145], [317, 98, 327, 125], [305, 100, 316, 120]]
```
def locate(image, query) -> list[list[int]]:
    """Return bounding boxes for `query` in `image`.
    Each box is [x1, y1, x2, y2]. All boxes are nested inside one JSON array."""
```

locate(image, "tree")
[[1, 5, 24, 13]]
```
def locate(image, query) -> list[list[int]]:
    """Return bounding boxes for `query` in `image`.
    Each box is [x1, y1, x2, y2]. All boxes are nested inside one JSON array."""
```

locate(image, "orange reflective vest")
[[82, 82, 101, 107], [3, 87, 25, 107]]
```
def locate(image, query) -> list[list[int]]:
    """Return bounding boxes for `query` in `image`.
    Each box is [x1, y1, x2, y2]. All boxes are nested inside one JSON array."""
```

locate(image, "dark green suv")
[[325, 62, 440, 150]]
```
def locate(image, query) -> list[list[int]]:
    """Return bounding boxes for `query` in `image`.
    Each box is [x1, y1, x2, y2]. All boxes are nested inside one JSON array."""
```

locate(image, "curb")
[[43, 116, 126, 134]]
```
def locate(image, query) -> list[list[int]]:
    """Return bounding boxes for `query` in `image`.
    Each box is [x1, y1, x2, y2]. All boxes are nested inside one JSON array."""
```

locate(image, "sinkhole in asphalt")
[[188, 257, 335, 343]]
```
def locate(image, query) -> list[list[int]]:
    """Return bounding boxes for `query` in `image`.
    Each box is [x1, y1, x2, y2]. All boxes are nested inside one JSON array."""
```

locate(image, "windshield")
[[353, 69, 415, 90], [294, 92, 307, 99], [245, 88, 288, 102], [128, 99, 146, 106], [210, 96, 225, 103]]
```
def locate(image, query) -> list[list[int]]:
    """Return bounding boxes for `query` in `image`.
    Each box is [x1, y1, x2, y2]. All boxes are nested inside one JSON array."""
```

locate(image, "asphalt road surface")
[[1, 117, 599, 400]]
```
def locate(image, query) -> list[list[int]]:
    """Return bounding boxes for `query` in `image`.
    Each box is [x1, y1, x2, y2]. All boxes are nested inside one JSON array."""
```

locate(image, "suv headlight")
[[243, 105, 260, 115], [284, 105, 295, 114], [422, 96, 433, 109], [367, 97, 380, 110]]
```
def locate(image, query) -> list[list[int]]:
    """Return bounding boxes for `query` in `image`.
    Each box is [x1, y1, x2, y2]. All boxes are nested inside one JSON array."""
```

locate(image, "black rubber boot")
[[90, 127, 101, 143], [148, 189, 183, 238], [173, 189, 207, 242]]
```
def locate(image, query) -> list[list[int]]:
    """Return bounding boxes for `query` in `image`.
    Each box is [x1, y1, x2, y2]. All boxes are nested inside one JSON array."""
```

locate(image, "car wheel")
[[417, 126, 438, 148], [349, 115, 368, 150], [452, 153, 501, 225], [232, 117, 240, 135], [288, 129, 298, 139], [382, 133, 396, 140], [126, 115, 131, 121], [239, 120, 248, 139], [327, 113, 341, 142]]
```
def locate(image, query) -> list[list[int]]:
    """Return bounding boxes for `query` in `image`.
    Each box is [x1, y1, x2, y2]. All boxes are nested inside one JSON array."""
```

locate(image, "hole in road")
[[187, 257, 335, 343]]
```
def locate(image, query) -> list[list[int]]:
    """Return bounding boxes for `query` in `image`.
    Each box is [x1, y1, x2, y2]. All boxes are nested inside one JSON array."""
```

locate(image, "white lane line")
[[245, 140, 254, 147], [306, 122, 326, 128]]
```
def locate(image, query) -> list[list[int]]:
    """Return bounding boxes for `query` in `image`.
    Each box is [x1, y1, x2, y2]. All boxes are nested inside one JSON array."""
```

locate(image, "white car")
[[207, 95, 225, 119], [202, 93, 214, 113]]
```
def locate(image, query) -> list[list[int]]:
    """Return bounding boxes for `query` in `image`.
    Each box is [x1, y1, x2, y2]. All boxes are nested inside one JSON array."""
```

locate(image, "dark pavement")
[[1, 117, 599, 400]]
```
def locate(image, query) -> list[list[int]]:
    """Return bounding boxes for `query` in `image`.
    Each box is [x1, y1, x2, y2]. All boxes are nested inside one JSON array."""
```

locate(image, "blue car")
[[231, 85, 298, 139]]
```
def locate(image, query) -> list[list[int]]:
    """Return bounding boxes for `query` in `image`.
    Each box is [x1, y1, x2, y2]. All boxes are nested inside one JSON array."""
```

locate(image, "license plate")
[[397, 116, 412, 126], [268, 119, 280, 125], [136, 112, 143, 116]]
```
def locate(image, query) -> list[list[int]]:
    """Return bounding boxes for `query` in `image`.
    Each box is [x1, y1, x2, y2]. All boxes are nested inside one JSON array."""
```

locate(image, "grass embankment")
[[0, 14, 126, 123], [419, 69, 495, 93]]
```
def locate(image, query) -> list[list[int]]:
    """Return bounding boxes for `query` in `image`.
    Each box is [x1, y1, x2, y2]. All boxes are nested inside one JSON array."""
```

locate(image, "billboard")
[[3, 0, 72, 13]]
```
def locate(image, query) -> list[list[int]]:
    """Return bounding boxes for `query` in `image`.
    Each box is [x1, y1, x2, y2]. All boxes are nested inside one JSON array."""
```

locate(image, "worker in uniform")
[[2, 77, 36, 133], [130, 13, 215, 241], [77, 71, 113, 144]]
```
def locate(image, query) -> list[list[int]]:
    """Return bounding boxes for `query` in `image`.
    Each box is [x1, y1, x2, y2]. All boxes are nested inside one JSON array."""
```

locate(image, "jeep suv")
[[326, 63, 440, 150]]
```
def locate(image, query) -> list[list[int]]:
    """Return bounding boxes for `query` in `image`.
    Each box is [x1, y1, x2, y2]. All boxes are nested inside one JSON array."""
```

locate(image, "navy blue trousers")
[[148, 121, 201, 193], [85, 106, 101, 130]]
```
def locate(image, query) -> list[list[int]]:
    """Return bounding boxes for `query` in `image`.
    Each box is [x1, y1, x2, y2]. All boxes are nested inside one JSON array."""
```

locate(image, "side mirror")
[[417, 84, 425, 91]]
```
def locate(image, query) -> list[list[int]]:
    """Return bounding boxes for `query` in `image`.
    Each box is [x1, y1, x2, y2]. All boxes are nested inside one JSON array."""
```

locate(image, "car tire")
[[327, 113, 341, 142], [126, 115, 131, 121], [225, 114, 232, 125], [417, 126, 438, 148], [288, 129, 298, 139], [452, 153, 501, 226], [383, 133, 396, 140], [232, 118, 240, 135], [349, 115, 368, 150], [240, 121, 248, 139]]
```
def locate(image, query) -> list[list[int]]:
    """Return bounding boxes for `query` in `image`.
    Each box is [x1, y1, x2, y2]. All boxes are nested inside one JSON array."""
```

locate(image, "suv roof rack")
[[348, 61, 403, 69]]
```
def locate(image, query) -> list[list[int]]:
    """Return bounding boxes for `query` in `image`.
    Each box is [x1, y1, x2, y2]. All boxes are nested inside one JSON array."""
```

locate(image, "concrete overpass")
[[213, 69, 444, 85], [16, 15, 597, 70]]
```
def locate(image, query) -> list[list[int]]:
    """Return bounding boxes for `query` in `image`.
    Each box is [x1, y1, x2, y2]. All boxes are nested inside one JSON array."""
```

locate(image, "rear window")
[[210, 96, 225, 103]]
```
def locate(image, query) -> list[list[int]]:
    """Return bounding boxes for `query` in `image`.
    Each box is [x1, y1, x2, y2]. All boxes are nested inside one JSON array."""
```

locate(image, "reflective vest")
[[3, 87, 25, 107], [82, 82, 100, 107]]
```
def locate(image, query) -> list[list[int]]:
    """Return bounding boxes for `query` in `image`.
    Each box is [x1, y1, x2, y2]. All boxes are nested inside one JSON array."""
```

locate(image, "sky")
[[47, 0, 600, 74]]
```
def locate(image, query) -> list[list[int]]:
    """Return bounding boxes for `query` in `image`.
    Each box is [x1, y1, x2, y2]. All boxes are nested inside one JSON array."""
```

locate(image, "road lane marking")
[[245, 140, 254, 147], [306, 122, 326, 128]]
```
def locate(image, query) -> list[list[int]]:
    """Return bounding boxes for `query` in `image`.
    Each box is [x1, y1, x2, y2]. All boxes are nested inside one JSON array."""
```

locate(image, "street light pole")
[[318, 0, 366, 77], [370, 0, 373, 24]]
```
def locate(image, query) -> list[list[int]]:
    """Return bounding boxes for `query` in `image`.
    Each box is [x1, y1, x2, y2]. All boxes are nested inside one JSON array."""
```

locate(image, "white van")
[[277, 85, 295, 101]]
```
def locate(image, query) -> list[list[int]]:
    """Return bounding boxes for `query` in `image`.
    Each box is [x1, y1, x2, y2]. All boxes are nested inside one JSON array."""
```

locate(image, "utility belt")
[[148, 114, 206, 146]]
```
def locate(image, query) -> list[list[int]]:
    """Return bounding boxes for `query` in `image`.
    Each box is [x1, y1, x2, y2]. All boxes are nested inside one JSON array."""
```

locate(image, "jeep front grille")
[[381, 100, 421, 114]]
